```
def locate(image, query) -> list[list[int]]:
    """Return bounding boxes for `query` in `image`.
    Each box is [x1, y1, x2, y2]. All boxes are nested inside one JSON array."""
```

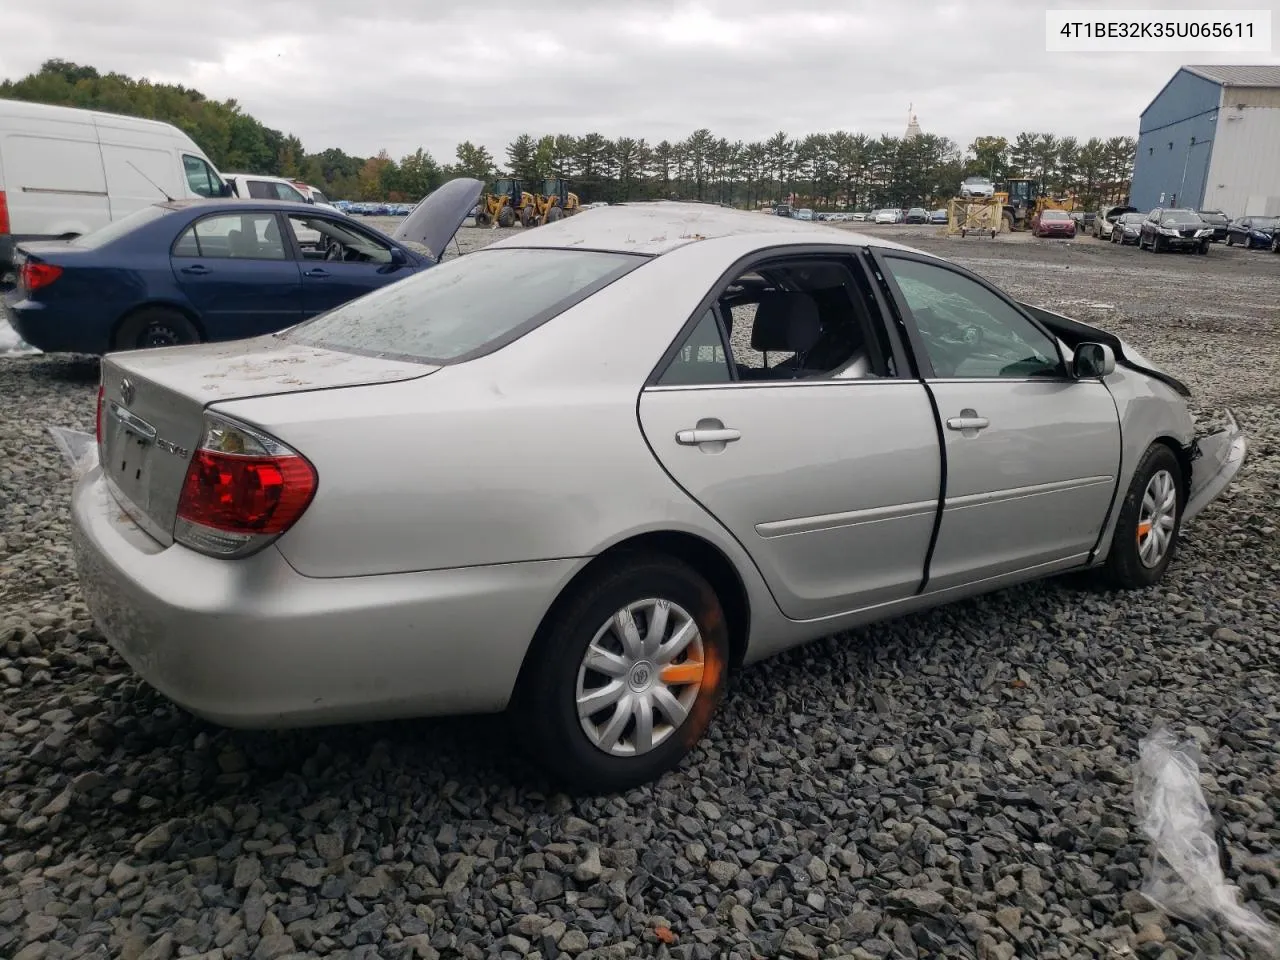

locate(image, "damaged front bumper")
[[1183, 409, 1247, 526]]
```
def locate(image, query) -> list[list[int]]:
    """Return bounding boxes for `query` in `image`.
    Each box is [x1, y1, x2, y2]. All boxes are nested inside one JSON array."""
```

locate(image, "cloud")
[[2, 0, 1277, 163]]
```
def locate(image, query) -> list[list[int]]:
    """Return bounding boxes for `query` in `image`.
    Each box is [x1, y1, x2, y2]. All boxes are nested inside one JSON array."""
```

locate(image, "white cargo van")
[[0, 98, 229, 285]]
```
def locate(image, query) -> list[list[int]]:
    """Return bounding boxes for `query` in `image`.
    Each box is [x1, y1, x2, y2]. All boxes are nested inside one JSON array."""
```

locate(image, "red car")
[[1033, 209, 1077, 238]]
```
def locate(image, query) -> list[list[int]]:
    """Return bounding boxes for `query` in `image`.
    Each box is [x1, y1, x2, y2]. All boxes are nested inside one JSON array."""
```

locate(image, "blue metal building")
[[1130, 65, 1280, 217]]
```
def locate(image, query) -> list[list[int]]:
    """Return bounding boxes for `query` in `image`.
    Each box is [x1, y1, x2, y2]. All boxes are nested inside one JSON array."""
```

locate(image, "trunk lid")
[[99, 335, 436, 545], [391, 177, 483, 262]]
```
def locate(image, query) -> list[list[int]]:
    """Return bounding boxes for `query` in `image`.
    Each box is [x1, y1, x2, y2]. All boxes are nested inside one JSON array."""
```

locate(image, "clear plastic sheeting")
[[1134, 724, 1280, 951], [48, 426, 98, 480]]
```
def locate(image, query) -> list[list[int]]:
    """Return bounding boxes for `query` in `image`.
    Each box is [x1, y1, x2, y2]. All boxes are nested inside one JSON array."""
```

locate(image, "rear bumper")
[[4, 297, 112, 354], [1184, 411, 1247, 526], [71, 466, 583, 728]]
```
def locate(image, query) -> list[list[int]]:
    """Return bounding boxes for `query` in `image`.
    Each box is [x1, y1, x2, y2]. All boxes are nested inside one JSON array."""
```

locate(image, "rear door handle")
[[180, 265, 210, 275], [676, 427, 741, 445], [304, 268, 330, 278], [946, 415, 990, 431]]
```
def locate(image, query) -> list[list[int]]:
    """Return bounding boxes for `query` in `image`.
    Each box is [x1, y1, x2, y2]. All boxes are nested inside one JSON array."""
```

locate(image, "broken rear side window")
[[283, 248, 646, 363]]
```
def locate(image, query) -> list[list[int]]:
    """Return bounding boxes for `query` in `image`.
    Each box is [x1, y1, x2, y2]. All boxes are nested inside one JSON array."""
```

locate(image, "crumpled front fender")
[[1183, 409, 1247, 526]]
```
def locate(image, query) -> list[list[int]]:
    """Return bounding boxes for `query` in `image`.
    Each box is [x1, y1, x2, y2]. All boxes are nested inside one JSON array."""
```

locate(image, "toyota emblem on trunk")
[[119, 378, 135, 406]]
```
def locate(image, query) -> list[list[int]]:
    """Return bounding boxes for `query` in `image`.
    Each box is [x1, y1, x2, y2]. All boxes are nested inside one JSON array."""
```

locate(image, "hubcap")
[[576, 598, 705, 757], [1138, 469, 1177, 568], [143, 324, 179, 347]]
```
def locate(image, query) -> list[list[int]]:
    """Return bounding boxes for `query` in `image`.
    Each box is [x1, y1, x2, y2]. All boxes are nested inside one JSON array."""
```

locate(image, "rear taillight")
[[0, 190, 9, 235], [95, 385, 104, 446], [174, 415, 317, 558], [20, 261, 62, 291]]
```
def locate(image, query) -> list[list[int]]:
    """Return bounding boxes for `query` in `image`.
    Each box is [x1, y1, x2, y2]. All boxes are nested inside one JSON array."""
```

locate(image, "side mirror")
[[1074, 342, 1115, 379], [219, 182, 234, 198], [389, 246, 407, 265]]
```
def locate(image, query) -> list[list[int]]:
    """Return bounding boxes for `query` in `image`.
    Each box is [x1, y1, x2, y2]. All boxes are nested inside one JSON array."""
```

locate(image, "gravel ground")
[[2, 220, 1279, 960]]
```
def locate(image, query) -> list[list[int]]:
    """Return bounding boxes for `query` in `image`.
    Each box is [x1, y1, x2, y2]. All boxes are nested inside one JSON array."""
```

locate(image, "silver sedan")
[[71, 202, 1247, 792]]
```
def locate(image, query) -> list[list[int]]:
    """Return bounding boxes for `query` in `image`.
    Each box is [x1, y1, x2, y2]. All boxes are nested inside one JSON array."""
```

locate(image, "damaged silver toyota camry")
[[70, 202, 1247, 792]]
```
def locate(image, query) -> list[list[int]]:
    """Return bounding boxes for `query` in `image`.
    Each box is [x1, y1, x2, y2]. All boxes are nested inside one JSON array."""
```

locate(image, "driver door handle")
[[303, 268, 330, 278], [179, 265, 210, 275], [946, 415, 990, 431]]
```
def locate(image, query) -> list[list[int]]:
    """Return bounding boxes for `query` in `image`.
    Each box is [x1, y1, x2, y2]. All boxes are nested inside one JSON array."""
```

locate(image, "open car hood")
[[1019, 301, 1192, 398], [392, 177, 483, 262]]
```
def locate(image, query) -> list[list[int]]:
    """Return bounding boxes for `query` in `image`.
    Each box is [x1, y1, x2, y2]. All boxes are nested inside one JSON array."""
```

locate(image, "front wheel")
[[1198, 241, 1209, 255], [1226, 234, 1235, 246], [513, 555, 730, 793], [1102, 444, 1183, 589], [497, 206, 516, 228]]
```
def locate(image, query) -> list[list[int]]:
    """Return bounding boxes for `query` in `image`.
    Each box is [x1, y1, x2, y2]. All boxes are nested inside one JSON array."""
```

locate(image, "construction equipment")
[[994, 178, 1076, 232], [474, 178, 538, 228], [946, 197, 1002, 238], [532, 178, 580, 225]]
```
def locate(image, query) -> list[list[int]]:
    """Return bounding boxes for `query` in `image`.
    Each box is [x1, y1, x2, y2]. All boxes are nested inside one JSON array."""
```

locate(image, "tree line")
[[3, 60, 1137, 211]]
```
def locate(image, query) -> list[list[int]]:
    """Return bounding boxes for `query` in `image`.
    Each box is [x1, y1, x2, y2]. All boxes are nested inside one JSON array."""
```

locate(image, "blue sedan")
[[1225, 216, 1279, 250], [3, 179, 481, 354]]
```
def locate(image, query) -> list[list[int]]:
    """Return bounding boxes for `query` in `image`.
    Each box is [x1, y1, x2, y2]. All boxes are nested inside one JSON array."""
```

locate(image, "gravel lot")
[[2, 219, 1279, 960]]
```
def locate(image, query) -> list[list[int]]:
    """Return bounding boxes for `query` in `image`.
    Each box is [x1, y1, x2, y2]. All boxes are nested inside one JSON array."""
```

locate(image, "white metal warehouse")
[[1129, 65, 1280, 217]]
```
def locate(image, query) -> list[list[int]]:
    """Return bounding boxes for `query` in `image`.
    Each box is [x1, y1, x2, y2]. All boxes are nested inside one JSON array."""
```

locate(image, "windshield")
[[1041, 210, 1070, 220], [1160, 210, 1201, 225], [964, 177, 990, 184], [1119, 213, 1145, 224], [285, 248, 645, 363], [73, 204, 171, 249]]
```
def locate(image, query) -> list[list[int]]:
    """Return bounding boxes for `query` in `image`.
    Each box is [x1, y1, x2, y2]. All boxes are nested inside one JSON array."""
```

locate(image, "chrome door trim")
[[756, 499, 938, 538], [945, 475, 1114, 511]]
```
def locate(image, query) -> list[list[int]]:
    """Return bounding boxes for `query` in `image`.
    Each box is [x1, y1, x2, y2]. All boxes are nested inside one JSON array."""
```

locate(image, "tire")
[[497, 206, 516, 228], [1102, 443, 1183, 590], [1226, 234, 1235, 246], [520, 205, 536, 228], [546, 206, 564, 223], [1153, 235, 1165, 253], [1002, 212, 1014, 233], [513, 554, 731, 793], [113, 307, 201, 351], [474, 211, 491, 227], [1198, 241, 1209, 255]]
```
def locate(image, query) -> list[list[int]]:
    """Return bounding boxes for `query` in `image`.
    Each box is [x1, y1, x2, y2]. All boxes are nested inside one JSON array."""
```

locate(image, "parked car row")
[[338, 200, 416, 217]]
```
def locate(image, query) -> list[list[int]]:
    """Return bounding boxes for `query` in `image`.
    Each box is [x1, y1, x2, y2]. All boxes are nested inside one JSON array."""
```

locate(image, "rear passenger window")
[[658, 309, 731, 385], [175, 213, 287, 260], [246, 180, 276, 200]]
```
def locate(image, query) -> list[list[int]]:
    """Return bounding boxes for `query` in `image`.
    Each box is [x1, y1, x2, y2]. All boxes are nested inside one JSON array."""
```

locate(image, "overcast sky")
[[4, 0, 1278, 163]]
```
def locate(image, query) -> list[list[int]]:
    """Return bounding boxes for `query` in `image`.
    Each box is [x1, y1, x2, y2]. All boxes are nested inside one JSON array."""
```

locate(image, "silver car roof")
[[486, 201, 923, 257]]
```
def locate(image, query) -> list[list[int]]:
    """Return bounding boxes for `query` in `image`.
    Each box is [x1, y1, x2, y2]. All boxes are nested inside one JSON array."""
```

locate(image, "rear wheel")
[[474, 211, 491, 227], [520, 205, 536, 228], [497, 205, 516, 228], [513, 555, 730, 793], [1002, 212, 1014, 233], [546, 206, 564, 223], [1102, 444, 1183, 589], [113, 307, 201, 351]]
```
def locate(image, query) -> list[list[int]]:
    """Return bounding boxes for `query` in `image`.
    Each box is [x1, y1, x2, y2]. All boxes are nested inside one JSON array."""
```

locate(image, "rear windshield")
[[284, 247, 645, 363], [70, 205, 171, 249]]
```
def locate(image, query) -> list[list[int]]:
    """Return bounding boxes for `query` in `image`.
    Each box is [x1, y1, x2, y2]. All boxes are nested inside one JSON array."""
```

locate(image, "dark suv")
[[1138, 208, 1212, 254], [1196, 210, 1229, 242]]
